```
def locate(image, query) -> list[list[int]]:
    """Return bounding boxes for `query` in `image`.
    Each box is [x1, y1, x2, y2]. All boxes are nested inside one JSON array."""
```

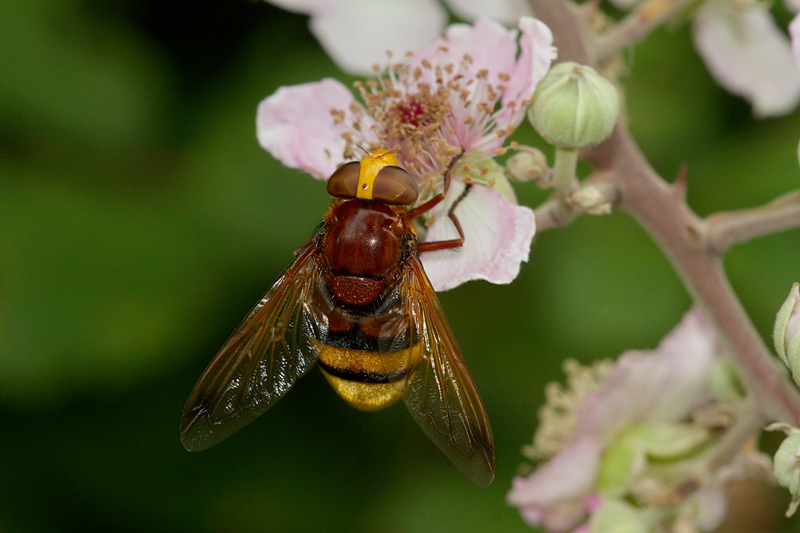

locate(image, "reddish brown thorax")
[[322, 200, 413, 306]]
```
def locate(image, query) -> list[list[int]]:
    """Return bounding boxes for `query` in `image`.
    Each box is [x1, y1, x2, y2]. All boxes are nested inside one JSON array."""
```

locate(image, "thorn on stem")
[[674, 162, 688, 199]]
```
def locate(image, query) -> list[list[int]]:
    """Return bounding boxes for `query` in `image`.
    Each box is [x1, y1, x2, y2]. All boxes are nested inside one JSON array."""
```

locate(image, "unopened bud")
[[569, 185, 611, 215], [773, 432, 800, 516], [505, 148, 548, 184], [774, 283, 800, 386], [528, 62, 620, 149]]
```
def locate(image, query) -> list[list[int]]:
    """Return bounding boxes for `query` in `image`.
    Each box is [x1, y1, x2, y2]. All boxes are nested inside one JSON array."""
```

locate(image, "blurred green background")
[[2, 1, 799, 531]]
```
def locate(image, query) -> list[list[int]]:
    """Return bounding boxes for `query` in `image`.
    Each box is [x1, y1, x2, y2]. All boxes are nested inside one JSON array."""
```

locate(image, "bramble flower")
[[276, 0, 800, 117], [257, 17, 556, 291], [263, 0, 533, 74], [507, 308, 772, 532]]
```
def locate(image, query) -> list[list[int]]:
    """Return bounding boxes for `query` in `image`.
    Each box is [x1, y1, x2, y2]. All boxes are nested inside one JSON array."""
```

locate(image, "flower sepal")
[[597, 423, 712, 497], [766, 423, 800, 517], [587, 499, 654, 533], [774, 283, 800, 386]]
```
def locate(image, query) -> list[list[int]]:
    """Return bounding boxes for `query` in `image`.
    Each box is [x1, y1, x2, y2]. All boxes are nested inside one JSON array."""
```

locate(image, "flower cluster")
[[255, 3, 800, 530], [268, 0, 800, 118], [507, 309, 772, 532], [257, 17, 556, 291]]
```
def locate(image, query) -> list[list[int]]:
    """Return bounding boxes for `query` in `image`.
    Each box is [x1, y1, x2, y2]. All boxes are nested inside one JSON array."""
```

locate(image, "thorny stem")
[[529, 0, 800, 424]]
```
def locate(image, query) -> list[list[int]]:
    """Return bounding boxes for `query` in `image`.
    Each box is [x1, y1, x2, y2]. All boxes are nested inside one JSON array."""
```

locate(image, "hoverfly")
[[180, 150, 495, 487]]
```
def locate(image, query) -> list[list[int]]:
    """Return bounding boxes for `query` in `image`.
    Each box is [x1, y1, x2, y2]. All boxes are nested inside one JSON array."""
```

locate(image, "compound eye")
[[327, 161, 360, 198], [372, 166, 418, 205]]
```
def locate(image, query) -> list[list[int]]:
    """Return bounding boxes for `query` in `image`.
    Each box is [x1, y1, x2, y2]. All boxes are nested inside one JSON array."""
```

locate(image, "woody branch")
[[529, 0, 800, 424]]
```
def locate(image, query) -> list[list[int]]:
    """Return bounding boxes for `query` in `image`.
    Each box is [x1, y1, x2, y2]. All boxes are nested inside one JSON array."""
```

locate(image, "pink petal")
[[507, 436, 602, 531], [310, 0, 447, 75], [256, 78, 371, 179], [413, 18, 519, 87], [444, 0, 533, 25], [580, 308, 719, 442], [420, 182, 535, 291], [692, 0, 800, 117], [409, 17, 554, 152], [496, 17, 556, 134], [503, 17, 556, 108]]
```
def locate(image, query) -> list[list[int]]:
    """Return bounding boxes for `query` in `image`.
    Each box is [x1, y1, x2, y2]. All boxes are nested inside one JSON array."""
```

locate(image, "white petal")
[[310, 0, 447, 75], [692, 0, 800, 117], [263, 0, 322, 14], [791, 14, 800, 70], [256, 78, 371, 179], [444, 0, 533, 25], [420, 182, 535, 291]]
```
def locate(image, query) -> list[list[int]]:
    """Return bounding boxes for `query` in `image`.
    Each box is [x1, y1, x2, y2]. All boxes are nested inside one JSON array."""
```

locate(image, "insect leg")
[[417, 183, 472, 253], [407, 149, 465, 220], [407, 149, 471, 253]]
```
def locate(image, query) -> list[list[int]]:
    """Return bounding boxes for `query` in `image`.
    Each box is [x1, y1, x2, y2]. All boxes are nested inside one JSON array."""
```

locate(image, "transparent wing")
[[180, 245, 328, 452], [400, 257, 496, 487]]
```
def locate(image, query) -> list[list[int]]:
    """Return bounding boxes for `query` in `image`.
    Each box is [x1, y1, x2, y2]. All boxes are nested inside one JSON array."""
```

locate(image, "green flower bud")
[[505, 148, 548, 184], [767, 423, 800, 517], [528, 62, 620, 149], [774, 283, 800, 386], [774, 434, 800, 496]]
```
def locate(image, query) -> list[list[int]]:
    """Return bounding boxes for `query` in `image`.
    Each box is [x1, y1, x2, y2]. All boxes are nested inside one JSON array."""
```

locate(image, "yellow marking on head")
[[357, 150, 399, 200]]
